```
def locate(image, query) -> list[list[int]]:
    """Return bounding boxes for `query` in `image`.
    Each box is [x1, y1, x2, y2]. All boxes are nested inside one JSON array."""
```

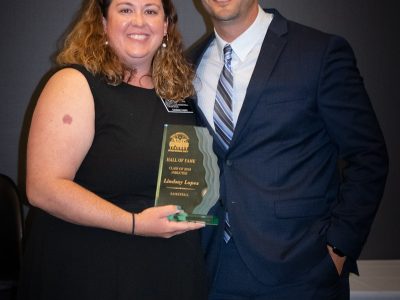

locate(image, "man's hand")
[[327, 245, 346, 275]]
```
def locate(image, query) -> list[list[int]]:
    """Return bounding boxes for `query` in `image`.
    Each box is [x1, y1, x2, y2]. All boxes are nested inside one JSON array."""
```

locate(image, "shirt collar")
[[214, 6, 273, 62]]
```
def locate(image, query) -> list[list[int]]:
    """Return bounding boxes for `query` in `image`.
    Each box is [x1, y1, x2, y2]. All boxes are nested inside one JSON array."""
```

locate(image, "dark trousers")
[[209, 238, 350, 300]]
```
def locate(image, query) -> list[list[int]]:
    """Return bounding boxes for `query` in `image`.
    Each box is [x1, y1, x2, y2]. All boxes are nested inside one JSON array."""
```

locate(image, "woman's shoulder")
[[45, 66, 88, 89], [56, 64, 94, 81], [50, 64, 105, 95]]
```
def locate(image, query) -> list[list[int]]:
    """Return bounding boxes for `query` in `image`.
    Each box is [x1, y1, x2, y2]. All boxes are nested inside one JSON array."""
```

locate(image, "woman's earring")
[[162, 34, 168, 48], [105, 40, 109, 46]]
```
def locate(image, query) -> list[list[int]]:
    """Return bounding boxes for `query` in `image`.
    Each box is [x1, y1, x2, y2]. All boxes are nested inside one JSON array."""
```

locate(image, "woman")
[[18, 0, 207, 299]]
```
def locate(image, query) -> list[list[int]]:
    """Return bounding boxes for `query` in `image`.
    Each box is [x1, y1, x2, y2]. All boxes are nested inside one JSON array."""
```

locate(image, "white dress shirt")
[[195, 7, 273, 130]]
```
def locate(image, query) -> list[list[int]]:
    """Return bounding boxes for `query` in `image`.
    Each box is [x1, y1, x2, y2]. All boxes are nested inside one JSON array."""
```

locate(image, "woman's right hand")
[[134, 205, 205, 238]]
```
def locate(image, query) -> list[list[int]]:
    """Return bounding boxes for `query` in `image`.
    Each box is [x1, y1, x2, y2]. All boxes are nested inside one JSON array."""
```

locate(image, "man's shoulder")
[[267, 8, 334, 42]]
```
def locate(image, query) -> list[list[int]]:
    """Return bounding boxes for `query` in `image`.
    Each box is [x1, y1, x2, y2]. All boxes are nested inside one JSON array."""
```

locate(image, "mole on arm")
[[62, 114, 73, 125]]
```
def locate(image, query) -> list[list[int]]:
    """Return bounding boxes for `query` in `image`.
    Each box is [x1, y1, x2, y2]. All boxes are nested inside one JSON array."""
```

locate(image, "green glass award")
[[155, 124, 219, 225]]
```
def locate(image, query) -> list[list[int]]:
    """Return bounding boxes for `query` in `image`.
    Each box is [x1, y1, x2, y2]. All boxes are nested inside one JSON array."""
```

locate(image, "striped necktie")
[[213, 44, 234, 150], [214, 45, 234, 242]]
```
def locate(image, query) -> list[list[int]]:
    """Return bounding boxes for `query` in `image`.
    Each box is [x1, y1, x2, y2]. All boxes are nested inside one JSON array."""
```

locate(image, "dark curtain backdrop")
[[0, 1, 398, 259]]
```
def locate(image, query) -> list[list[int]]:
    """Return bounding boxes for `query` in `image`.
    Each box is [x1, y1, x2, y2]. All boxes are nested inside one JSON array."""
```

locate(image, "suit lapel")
[[191, 96, 227, 157], [231, 9, 288, 147]]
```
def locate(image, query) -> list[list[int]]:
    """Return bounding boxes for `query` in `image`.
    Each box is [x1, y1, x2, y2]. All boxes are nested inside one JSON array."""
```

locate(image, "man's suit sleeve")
[[317, 35, 389, 260]]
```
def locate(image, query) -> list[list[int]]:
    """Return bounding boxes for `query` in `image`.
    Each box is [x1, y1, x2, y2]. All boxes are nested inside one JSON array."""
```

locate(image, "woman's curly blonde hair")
[[57, 0, 195, 100]]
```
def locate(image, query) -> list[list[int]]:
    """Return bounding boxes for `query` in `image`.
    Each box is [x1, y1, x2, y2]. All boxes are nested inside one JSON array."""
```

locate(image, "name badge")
[[160, 97, 194, 114]]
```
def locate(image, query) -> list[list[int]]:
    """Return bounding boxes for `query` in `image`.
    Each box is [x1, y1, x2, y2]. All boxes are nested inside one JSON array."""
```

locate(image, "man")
[[189, 0, 388, 299]]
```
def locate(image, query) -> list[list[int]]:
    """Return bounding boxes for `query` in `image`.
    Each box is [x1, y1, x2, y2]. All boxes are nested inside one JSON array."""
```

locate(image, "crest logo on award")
[[168, 132, 189, 153]]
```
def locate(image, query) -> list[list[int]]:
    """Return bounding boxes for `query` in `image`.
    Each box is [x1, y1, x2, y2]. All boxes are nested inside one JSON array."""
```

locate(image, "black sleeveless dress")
[[18, 65, 207, 300]]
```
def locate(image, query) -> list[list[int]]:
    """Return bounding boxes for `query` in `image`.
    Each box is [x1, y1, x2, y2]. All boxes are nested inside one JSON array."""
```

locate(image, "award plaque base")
[[155, 124, 220, 226], [168, 212, 219, 226]]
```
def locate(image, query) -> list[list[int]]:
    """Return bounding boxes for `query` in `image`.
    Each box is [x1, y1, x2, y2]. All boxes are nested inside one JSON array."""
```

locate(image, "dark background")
[[0, 1, 398, 259]]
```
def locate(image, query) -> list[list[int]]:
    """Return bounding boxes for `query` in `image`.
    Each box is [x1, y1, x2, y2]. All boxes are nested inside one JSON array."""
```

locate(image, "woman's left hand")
[[134, 205, 205, 238]]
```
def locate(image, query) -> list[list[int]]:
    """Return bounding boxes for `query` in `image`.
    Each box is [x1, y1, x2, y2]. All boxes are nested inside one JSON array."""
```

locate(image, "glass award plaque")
[[155, 124, 219, 225]]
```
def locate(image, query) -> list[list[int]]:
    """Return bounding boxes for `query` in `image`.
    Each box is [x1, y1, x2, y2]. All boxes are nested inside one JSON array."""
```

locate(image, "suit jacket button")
[[226, 160, 233, 166]]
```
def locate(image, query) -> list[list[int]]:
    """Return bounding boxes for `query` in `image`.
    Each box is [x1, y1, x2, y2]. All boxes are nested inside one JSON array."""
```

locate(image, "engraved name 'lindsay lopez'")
[[163, 178, 200, 187]]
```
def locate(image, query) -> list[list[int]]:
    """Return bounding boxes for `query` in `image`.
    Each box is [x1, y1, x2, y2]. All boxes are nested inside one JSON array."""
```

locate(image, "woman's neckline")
[[120, 81, 155, 91]]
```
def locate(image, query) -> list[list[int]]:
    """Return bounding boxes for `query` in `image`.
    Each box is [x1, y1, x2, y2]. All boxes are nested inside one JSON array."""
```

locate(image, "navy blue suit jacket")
[[189, 9, 388, 285]]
